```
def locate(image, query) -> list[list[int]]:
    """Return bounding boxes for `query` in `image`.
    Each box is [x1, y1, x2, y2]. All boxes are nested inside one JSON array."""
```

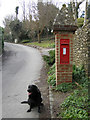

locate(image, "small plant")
[[61, 106, 88, 118], [48, 73, 56, 86], [43, 50, 55, 66], [72, 65, 88, 86], [48, 43, 55, 48], [47, 63, 56, 86], [48, 63, 55, 75], [60, 89, 89, 118], [77, 18, 84, 27], [55, 82, 77, 93]]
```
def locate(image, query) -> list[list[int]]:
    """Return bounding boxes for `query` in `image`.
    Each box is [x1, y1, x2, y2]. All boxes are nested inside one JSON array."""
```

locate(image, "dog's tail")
[[21, 101, 28, 104]]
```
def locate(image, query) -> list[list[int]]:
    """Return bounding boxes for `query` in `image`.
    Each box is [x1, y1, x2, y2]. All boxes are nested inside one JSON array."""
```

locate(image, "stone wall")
[[73, 20, 90, 77]]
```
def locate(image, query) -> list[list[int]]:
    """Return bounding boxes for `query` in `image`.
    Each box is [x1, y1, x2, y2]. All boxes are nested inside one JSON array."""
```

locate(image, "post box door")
[[60, 39, 69, 64]]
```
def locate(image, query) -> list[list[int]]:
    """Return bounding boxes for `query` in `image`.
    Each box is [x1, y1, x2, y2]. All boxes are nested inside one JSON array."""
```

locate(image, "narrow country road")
[[2, 42, 43, 118]]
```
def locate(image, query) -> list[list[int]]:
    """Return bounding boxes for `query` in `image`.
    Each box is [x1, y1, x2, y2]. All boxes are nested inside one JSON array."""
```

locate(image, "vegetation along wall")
[[0, 27, 2, 55], [73, 20, 90, 77], [0, 27, 4, 55]]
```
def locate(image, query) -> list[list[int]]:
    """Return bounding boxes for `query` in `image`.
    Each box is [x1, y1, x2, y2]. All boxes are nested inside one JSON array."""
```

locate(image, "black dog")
[[21, 85, 43, 113]]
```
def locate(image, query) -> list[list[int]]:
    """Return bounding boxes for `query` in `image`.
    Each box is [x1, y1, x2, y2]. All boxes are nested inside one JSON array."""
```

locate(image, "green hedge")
[[43, 50, 55, 66], [0, 27, 4, 54]]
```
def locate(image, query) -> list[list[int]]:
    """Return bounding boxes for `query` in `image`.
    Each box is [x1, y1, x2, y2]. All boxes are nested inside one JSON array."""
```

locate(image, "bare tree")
[[22, 0, 26, 21], [84, 0, 88, 25], [3, 15, 15, 41], [19, 0, 26, 21], [37, 1, 58, 43], [3, 15, 15, 27], [71, 0, 85, 22], [27, 1, 32, 20]]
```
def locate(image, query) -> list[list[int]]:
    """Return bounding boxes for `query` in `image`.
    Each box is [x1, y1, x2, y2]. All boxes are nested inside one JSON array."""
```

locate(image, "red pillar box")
[[53, 25, 77, 85]]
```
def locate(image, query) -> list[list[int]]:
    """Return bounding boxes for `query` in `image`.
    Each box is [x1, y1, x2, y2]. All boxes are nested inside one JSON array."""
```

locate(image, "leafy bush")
[[43, 50, 55, 66], [61, 106, 88, 118], [60, 89, 89, 118], [55, 82, 77, 93], [72, 65, 88, 86], [48, 73, 56, 86], [47, 63, 56, 86], [48, 43, 55, 48], [48, 63, 55, 75], [77, 18, 84, 27], [4, 34, 12, 42], [0, 27, 4, 51]]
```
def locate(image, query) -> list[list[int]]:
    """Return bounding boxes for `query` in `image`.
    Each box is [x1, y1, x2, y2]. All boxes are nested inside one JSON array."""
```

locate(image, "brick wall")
[[55, 32, 75, 85]]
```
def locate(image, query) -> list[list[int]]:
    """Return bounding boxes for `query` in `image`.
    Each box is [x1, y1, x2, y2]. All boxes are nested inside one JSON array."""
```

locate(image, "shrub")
[[48, 43, 55, 48], [55, 82, 77, 93], [48, 63, 55, 75], [77, 18, 84, 27], [43, 50, 55, 66], [4, 33, 12, 42], [72, 65, 87, 85], [0, 27, 4, 51], [60, 89, 89, 118], [48, 73, 56, 86], [61, 106, 88, 118], [47, 63, 56, 86]]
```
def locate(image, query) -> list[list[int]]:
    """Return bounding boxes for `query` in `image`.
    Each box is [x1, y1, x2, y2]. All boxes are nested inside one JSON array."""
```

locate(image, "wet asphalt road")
[[2, 42, 43, 118]]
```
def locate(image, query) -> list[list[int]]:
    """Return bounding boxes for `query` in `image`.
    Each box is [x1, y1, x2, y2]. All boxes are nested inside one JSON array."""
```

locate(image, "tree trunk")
[[38, 34, 41, 43], [38, 26, 44, 43], [84, 0, 88, 25], [71, 1, 77, 23], [71, 0, 85, 24]]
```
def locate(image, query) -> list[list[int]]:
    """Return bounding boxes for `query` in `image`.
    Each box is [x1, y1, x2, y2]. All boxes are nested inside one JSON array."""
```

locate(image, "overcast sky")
[[0, 0, 85, 27]]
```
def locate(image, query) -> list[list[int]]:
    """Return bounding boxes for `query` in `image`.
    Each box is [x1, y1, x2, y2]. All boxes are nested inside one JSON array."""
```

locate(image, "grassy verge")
[[24, 40, 55, 48]]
